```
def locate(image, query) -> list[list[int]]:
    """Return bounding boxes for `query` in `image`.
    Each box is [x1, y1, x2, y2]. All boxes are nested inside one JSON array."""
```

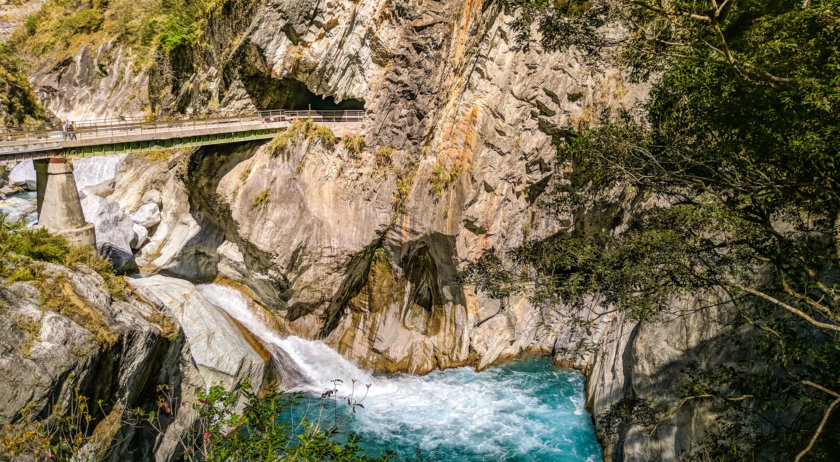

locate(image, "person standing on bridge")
[[61, 121, 68, 141], [70, 121, 77, 140]]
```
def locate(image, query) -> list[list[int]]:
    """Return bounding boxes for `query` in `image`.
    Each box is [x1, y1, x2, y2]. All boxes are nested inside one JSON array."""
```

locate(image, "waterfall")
[[196, 283, 601, 461], [197, 284, 378, 395]]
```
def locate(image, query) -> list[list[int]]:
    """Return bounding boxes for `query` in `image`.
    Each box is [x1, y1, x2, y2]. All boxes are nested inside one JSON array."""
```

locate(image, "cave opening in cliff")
[[244, 75, 365, 112]]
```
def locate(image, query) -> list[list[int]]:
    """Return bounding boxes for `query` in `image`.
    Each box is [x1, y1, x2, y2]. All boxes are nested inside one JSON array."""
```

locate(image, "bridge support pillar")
[[34, 158, 96, 247]]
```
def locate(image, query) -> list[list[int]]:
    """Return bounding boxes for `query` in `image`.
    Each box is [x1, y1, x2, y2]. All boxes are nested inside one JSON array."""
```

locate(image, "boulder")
[[140, 188, 162, 208], [73, 155, 124, 196], [131, 222, 148, 250], [130, 202, 161, 228], [9, 160, 35, 190], [127, 275, 268, 389], [80, 193, 136, 271]]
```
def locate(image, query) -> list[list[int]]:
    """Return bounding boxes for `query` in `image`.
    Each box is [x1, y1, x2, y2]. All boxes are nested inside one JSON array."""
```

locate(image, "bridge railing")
[[0, 110, 365, 153]]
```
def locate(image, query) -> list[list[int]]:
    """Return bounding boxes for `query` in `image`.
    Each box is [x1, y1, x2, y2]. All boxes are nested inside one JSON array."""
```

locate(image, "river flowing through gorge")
[[0, 160, 602, 461], [199, 283, 602, 461]]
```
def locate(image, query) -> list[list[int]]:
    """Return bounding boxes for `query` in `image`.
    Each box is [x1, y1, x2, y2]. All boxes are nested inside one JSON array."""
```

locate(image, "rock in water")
[[9, 160, 35, 190], [0, 192, 36, 224], [130, 202, 161, 228]]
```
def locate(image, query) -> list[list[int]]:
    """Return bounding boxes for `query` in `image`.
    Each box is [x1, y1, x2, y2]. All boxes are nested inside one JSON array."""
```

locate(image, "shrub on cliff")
[[0, 44, 49, 130], [375, 146, 394, 168], [497, 0, 840, 459], [251, 189, 271, 209], [343, 133, 366, 158]]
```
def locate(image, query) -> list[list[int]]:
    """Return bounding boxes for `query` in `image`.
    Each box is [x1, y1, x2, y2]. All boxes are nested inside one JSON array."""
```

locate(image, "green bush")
[[0, 216, 126, 297], [376, 146, 394, 168], [66, 8, 104, 34], [343, 133, 365, 157], [429, 161, 459, 197], [157, 13, 196, 53], [131, 379, 393, 461], [267, 133, 289, 156], [251, 189, 271, 209], [23, 16, 39, 35]]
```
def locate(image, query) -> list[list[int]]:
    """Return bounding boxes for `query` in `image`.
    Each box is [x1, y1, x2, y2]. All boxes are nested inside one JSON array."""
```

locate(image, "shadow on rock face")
[[320, 231, 465, 339], [98, 243, 137, 273]]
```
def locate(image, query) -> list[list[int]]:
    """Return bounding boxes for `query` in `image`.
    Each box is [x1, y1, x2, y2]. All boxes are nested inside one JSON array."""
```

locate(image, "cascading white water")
[[197, 283, 602, 461], [197, 284, 378, 395]]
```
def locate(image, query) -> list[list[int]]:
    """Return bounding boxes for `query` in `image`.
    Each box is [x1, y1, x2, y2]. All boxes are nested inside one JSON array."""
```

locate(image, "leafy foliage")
[[503, 0, 840, 459], [251, 189, 271, 209], [429, 161, 459, 197], [0, 44, 49, 129], [375, 146, 394, 168], [0, 216, 127, 343], [134, 378, 392, 461], [1, 383, 101, 461], [281, 119, 338, 150], [10, 0, 229, 64], [597, 394, 657, 438], [343, 133, 366, 158]]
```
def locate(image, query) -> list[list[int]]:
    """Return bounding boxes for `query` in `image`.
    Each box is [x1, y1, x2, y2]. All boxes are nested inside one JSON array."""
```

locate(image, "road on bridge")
[[0, 110, 364, 161]]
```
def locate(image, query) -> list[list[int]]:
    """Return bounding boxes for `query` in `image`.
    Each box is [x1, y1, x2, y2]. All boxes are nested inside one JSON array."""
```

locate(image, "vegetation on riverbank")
[[0, 217, 127, 345], [2, 377, 392, 461], [470, 0, 840, 459]]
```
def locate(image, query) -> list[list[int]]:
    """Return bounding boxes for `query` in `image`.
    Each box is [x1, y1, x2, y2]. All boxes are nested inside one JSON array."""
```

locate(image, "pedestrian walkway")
[[0, 110, 364, 162]]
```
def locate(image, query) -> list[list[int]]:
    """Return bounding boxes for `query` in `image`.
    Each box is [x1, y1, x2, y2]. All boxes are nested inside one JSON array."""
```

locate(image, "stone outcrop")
[[30, 42, 149, 121], [0, 263, 271, 461], [0, 262, 168, 459], [583, 293, 752, 461]]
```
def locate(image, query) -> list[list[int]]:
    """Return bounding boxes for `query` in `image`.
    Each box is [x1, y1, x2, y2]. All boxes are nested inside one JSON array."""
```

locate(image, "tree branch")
[[795, 381, 840, 462], [729, 283, 840, 332]]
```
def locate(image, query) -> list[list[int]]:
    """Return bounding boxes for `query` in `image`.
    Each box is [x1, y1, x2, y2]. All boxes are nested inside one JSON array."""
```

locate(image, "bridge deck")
[[0, 110, 363, 162]]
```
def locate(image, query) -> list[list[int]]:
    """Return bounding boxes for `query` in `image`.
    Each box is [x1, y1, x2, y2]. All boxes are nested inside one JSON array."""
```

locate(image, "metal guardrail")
[[0, 110, 364, 155]]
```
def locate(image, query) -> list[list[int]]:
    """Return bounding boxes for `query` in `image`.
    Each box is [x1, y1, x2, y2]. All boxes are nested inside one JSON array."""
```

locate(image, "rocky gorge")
[[1, 0, 826, 460]]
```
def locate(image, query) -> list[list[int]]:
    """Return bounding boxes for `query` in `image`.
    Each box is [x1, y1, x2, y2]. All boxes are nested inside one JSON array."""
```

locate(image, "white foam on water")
[[197, 284, 376, 395], [196, 283, 602, 461]]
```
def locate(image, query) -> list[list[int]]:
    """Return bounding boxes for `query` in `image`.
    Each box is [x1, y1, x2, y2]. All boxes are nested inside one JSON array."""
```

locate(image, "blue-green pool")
[[196, 284, 602, 461], [287, 357, 602, 461]]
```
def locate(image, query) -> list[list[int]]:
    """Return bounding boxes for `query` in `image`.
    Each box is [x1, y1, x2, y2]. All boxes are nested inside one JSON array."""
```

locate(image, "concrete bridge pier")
[[34, 157, 96, 247]]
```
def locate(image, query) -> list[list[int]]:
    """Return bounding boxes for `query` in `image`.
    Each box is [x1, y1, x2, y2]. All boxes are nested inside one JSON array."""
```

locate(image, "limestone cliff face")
[[96, 0, 644, 372], [0, 262, 269, 461], [583, 294, 753, 461], [29, 41, 149, 121]]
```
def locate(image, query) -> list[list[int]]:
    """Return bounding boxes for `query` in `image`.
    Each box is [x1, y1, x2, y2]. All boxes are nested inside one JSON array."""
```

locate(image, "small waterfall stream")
[[198, 283, 602, 461]]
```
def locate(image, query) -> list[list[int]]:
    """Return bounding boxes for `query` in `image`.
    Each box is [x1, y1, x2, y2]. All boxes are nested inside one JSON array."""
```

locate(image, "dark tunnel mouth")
[[243, 73, 365, 111]]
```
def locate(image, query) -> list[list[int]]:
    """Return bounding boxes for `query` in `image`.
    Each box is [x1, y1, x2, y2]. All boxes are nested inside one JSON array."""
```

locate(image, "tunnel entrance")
[[235, 43, 364, 111], [242, 74, 365, 111]]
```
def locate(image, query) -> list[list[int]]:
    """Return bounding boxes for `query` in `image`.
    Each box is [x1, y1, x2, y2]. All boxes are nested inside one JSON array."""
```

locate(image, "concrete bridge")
[[0, 110, 364, 162], [0, 109, 364, 248]]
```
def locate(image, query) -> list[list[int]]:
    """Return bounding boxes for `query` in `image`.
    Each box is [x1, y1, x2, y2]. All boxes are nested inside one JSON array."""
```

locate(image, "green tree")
[[485, 0, 840, 459]]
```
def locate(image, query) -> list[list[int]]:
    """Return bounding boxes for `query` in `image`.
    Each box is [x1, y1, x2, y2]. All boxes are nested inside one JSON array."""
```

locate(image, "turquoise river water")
[[204, 284, 604, 462], [292, 357, 603, 461]]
